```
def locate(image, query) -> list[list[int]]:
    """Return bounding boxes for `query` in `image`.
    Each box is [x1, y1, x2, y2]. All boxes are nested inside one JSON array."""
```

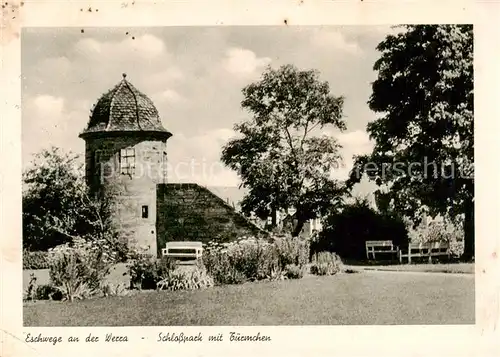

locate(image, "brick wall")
[[156, 183, 268, 256]]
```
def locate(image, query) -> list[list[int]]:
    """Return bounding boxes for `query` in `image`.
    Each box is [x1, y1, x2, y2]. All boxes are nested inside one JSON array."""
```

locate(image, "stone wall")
[[156, 183, 267, 256], [83, 134, 169, 256]]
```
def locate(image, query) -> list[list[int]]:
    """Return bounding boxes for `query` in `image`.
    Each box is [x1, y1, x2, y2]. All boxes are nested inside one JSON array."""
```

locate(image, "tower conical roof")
[[80, 74, 172, 139]]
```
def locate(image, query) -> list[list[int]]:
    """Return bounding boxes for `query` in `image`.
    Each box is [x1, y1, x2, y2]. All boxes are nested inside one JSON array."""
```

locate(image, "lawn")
[[348, 263, 475, 274], [24, 271, 474, 326]]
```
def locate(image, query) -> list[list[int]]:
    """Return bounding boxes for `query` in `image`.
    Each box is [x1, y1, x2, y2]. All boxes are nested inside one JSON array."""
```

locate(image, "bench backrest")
[[163, 241, 203, 258], [366, 240, 394, 248], [408, 242, 449, 249]]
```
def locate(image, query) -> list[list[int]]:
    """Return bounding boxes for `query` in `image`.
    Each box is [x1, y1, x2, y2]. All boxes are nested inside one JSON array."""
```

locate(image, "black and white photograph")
[[18, 24, 476, 327]]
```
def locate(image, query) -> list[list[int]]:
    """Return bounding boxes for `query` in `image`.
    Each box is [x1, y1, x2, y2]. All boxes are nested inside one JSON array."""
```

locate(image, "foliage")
[[22, 147, 127, 259], [222, 64, 347, 236], [272, 235, 310, 268], [23, 250, 50, 269], [127, 252, 178, 290], [313, 198, 409, 260], [409, 220, 464, 258], [27, 284, 63, 301], [310, 251, 343, 276], [203, 235, 307, 285], [202, 249, 247, 285], [48, 237, 118, 301], [101, 282, 130, 297], [156, 266, 214, 291], [409, 220, 464, 244], [284, 264, 304, 279], [347, 25, 474, 259]]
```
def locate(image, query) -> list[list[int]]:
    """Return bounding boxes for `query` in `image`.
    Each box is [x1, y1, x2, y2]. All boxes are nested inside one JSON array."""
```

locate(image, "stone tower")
[[79, 74, 172, 256]]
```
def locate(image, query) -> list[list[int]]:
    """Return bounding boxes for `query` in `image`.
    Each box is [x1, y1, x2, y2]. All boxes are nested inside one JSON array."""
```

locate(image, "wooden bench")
[[398, 242, 450, 263], [365, 240, 398, 260], [161, 241, 203, 261]]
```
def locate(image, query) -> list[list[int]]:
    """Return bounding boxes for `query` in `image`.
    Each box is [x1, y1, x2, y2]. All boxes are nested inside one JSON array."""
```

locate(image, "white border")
[[1, 1, 499, 356]]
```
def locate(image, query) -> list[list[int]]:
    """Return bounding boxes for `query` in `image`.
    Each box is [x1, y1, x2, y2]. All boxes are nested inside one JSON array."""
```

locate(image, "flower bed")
[[202, 235, 310, 285]]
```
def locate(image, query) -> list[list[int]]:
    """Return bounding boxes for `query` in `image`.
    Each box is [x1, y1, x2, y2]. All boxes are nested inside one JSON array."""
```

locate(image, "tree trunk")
[[292, 218, 305, 237], [271, 206, 277, 228], [462, 198, 474, 261]]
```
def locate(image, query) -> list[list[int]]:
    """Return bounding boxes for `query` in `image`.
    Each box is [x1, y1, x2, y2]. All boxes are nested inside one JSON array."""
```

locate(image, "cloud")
[[74, 34, 167, 60], [22, 95, 87, 168], [326, 130, 374, 180], [223, 47, 271, 78], [311, 30, 362, 55], [32, 95, 65, 117], [152, 89, 186, 104], [167, 128, 239, 186], [336, 130, 372, 150]]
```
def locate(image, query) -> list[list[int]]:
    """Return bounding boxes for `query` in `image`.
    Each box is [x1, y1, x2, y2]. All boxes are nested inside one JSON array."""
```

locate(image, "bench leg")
[[408, 253, 411, 264]]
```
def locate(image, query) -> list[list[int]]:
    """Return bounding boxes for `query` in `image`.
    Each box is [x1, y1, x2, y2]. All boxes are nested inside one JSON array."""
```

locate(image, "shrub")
[[273, 235, 310, 269], [203, 235, 311, 284], [23, 250, 50, 270], [315, 198, 409, 260], [24, 273, 63, 301], [203, 236, 284, 284], [35, 284, 63, 301], [229, 237, 279, 281], [127, 254, 158, 290], [310, 251, 343, 276], [101, 282, 129, 297], [284, 264, 304, 279], [127, 252, 178, 290], [156, 266, 214, 291], [409, 220, 464, 259], [203, 247, 248, 285], [48, 237, 118, 301]]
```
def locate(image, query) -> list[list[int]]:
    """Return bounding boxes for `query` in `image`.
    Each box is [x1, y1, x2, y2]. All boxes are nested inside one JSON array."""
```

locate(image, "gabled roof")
[[79, 74, 172, 139]]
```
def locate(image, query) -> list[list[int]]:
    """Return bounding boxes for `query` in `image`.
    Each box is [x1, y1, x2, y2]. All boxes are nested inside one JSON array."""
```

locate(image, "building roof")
[[79, 74, 172, 139]]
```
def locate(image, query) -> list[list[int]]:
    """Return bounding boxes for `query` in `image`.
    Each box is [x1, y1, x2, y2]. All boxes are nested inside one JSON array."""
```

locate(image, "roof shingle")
[[80, 75, 171, 138]]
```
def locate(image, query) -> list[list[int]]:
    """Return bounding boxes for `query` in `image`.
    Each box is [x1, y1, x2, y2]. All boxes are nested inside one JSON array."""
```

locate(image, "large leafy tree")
[[222, 64, 347, 236], [347, 25, 474, 259], [23, 147, 123, 254], [313, 197, 409, 260]]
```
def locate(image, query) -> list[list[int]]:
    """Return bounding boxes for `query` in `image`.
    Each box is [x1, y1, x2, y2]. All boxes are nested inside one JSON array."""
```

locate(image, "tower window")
[[120, 148, 135, 175], [142, 205, 149, 219]]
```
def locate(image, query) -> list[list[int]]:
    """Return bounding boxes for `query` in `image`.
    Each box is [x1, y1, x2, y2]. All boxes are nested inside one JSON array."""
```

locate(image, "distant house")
[[206, 186, 325, 239]]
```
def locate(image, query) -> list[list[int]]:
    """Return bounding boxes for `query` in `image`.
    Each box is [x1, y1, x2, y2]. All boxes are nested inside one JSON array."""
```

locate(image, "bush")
[[48, 237, 118, 301], [202, 251, 247, 285], [203, 235, 309, 284], [101, 282, 129, 297], [23, 250, 50, 269], [203, 236, 284, 284], [409, 220, 465, 259], [24, 273, 63, 301], [35, 284, 63, 301], [156, 265, 214, 291], [310, 251, 343, 276], [315, 198, 409, 261], [273, 235, 309, 269], [127, 252, 178, 290], [284, 264, 304, 279]]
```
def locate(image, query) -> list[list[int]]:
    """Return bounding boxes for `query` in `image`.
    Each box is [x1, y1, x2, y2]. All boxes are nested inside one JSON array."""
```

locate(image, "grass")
[[24, 271, 474, 326], [347, 263, 474, 274]]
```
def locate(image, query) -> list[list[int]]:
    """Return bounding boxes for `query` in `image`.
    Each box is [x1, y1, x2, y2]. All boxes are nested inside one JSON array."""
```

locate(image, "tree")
[[222, 64, 347, 236], [313, 197, 409, 260], [347, 25, 474, 260], [22, 147, 124, 256]]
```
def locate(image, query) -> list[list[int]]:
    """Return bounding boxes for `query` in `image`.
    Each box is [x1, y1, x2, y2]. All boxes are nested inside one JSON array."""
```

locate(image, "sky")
[[21, 26, 398, 199]]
